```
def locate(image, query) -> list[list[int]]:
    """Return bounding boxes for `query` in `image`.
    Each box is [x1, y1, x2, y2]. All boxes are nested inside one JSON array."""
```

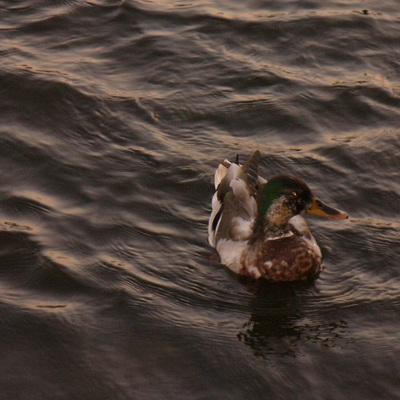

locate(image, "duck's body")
[[208, 151, 347, 281]]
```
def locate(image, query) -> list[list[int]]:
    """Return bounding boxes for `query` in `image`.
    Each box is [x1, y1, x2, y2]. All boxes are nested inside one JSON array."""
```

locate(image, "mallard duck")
[[208, 150, 348, 281]]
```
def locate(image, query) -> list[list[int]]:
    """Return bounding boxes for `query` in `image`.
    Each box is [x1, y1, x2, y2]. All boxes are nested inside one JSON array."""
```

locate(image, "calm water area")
[[0, 1, 399, 399]]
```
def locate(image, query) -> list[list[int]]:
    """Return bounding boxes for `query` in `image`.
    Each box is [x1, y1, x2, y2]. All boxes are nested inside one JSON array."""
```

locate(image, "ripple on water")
[[0, 1, 399, 399]]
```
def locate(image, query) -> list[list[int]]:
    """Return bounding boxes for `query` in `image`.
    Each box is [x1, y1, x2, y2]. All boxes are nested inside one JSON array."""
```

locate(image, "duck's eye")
[[290, 191, 298, 198]]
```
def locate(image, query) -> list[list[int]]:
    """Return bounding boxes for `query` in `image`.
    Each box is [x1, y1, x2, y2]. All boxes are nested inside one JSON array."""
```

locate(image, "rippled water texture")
[[0, 1, 399, 399]]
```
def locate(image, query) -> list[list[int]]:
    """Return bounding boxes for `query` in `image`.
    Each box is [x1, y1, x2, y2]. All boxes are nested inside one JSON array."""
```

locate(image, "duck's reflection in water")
[[237, 278, 348, 359]]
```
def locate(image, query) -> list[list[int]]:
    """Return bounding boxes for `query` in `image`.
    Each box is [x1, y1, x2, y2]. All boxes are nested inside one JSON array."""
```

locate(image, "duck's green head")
[[258, 175, 348, 226]]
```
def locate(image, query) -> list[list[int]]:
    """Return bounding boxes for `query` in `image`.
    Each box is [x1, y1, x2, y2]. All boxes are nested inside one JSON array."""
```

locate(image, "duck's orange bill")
[[306, 197, 348, 220]]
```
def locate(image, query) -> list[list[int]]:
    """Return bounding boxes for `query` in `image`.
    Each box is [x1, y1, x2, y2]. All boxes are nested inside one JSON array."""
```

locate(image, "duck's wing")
[[213, 154, 267, 190], [208, 151, 262, 247]]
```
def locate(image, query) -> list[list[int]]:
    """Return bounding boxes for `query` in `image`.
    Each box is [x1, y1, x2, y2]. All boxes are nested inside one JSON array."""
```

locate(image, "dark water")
[[1, 1, 399, 399]]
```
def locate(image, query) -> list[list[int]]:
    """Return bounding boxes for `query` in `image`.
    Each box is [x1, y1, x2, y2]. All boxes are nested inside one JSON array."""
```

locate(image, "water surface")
[[0, 1, 399, 399]]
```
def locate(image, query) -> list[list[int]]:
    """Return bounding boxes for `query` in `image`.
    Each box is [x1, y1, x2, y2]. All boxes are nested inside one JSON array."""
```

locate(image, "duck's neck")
[[251, 200, 293, 242], [263, 220, 291, 239], [250, 215, 292, 243], [265, 220, 292, 237]]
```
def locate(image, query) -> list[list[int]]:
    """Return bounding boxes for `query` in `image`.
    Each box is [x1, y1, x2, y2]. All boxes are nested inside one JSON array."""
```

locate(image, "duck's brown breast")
[[241, 235, 322, 281]]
